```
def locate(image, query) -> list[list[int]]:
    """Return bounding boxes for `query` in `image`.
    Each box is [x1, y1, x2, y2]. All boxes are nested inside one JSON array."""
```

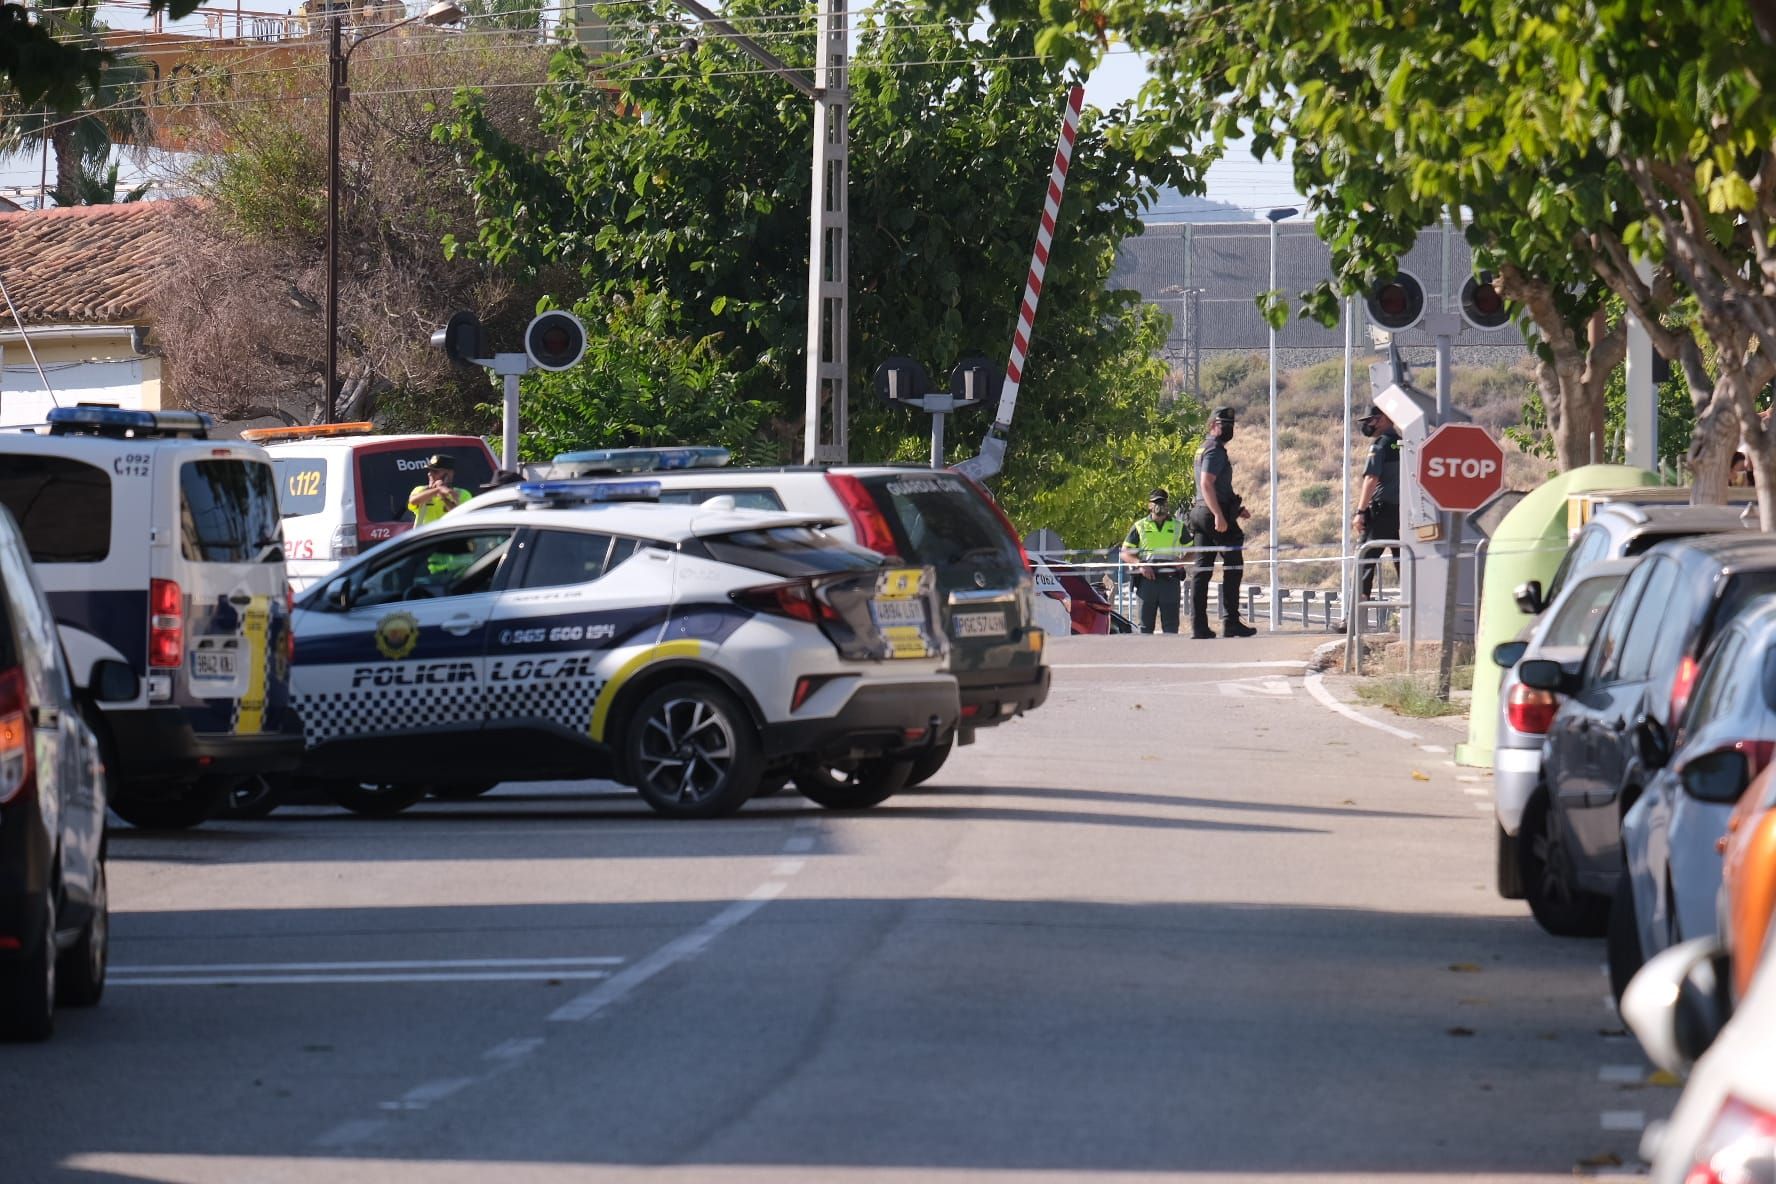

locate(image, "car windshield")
[[1542, 572, 1627, 649]]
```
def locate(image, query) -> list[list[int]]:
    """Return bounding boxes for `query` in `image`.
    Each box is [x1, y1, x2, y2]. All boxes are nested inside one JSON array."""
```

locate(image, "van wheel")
[[905, 738, 953, 788], [1496, 822, 1525, 899], [0, 893, 55, 1042], [327, 781, 429, 817], [795, 757, 913, 810], [110, 782, 225, 830], [57, 859, 107, 1008], [624, 682, 760, 819], [1520, 789, 1609, 936], [1606, 872, 1643, 1009]]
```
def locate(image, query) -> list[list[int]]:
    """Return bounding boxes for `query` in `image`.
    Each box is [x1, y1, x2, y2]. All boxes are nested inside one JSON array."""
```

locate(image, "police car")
[[289, 479, 959, 818], [0, 407, 304, 829]]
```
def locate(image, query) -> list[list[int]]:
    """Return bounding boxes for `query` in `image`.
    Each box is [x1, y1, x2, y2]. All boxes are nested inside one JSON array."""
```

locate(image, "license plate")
[[191, 650, 237, 680], [953, 611, 1008, 639], [870, 597, 928, 627]]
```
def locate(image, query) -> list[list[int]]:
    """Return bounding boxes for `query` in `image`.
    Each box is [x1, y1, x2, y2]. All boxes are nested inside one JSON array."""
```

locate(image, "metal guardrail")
[[1346, 539, 1415, 676]]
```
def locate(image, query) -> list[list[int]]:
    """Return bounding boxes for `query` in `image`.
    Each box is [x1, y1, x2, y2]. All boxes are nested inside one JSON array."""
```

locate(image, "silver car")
[[1491, 557, 1638, 900], [1611, 595, 1776, 1004]]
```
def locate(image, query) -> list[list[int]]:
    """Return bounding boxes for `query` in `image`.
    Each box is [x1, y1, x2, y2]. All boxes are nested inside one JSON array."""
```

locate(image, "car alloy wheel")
[[1521, 790, 1608, 937], [626, 681, 760, 819]]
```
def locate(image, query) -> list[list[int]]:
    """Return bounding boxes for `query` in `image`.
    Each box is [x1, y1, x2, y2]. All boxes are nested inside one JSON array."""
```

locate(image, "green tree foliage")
[[0, 0, 199, 112], [436, 0, 1191, 532]]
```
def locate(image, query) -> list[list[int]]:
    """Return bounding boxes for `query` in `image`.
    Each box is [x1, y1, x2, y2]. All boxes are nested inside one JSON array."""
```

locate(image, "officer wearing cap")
[[1353, 404, 1402, 608], [1188, 406, 1257, 639], [1120, 488, 1191, 634], [408, 453, 474, 527]]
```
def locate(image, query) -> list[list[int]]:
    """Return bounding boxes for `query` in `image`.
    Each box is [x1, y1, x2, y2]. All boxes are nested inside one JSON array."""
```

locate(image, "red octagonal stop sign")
[[1418, 423, 1506, 512]]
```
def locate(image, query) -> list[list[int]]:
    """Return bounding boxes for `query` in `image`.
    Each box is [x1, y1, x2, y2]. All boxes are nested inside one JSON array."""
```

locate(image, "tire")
[[794, 756, 913, 811], [327, 781, 430, 817], [1496, 822, 1525, 900], [57, 859, 107, 1008], [428, 781, 499, 800], [109, 781, 225, 830], [904, 738, 954, 788], [1519, 789, 1610, 937], [623, 681, 761, 819], [0, 892, 55, 1042], [751, 775, 789, 799], [222, 776, 280, 820], [1606, 872, 1644, 1009]]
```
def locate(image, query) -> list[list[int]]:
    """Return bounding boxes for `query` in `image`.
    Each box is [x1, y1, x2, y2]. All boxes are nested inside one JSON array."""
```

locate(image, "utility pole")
[[804, 0, 848, 463]]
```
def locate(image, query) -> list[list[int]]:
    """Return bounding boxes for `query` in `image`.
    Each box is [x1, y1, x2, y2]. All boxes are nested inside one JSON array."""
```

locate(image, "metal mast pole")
[[324, 14, 343, 425], [803, 0, 848, 464], [1266, 215, 1280, 629]]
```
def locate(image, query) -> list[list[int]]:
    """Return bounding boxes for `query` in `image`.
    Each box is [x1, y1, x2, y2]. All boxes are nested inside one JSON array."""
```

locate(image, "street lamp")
[[1263, 206, 1298, 630], [323, 0, 463, 424]]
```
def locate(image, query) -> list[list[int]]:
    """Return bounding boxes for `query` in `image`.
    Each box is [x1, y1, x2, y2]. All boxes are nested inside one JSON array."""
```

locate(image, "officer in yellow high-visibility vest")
[[408, 454, 474, 528], [1120, 488, 1191, 634]]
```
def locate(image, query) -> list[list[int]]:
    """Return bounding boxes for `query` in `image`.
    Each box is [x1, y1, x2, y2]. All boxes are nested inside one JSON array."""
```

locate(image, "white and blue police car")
[[289, 478, 959, 818]]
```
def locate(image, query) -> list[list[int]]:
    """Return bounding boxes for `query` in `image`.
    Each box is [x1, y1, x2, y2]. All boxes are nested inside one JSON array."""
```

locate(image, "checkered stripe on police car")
[[484, 676, 606, 733], [295, 683, 486, 745]]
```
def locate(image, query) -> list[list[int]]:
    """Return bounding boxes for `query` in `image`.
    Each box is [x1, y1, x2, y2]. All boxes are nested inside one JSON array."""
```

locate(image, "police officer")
[[407, 453, 474, 528], [1189, 406, 1257, 639], [1120, 488, 1190, 634], [1353, 404, 1402, 604]]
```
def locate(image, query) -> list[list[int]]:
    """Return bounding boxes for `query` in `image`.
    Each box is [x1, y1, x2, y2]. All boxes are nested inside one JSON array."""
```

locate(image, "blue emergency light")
[[515, 479, 663, 506], [47, 405, 214, 439], [549, 446, 731, 475]]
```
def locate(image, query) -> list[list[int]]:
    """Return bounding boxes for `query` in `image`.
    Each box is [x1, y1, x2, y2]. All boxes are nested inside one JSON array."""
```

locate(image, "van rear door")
[[353, 440, 497, 548]]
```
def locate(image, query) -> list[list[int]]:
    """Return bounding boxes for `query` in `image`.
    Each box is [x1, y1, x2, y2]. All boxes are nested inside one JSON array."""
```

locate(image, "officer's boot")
[[1189, 586, 1215, 639]]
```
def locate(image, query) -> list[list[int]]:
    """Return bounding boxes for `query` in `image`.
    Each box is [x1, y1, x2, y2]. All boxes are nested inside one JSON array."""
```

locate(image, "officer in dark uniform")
[[1353, 404, 1402, 603], [1188, 406, 1257, 639], [1120, 488, 1190, 634]]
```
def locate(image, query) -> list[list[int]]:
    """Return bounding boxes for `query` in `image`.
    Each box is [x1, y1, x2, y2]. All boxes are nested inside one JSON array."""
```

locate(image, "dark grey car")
[[1521, 533, 1776, 937]]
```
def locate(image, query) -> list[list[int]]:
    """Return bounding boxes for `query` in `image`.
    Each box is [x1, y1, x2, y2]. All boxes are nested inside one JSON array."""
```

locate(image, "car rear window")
[[859, 474, 1020, 567], [272, 456, 329, 516], [180, 460, 282, 563], [0, 454, 111, 563], [1543, 572, 1626, 648], [702, 527, 885, 577], [656, 488, 785, 511], [1713, 572, 1776, 640], [356, 446, 496, 524]]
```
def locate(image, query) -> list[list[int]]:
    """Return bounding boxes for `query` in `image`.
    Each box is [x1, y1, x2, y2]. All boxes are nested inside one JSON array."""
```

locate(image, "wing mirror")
[[1513, 579, 1546, 616], [1516, 657, 1568, 693], [1678, 745, 1750, 803], [1620, 937, 1734, 1077], [90, 659, 139, 704], [1633, 714, 1673, 773], [1492, 640, 1528, 669], [323, 577, 356, 611]]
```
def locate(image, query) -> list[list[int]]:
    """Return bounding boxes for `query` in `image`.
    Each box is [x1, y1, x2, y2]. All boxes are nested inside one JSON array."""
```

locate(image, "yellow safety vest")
[[1131, 517, 1190, 566]]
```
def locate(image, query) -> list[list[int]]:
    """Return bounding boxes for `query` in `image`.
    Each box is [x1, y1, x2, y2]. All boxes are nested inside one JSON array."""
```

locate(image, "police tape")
[[1026, 539, 1577, 570]]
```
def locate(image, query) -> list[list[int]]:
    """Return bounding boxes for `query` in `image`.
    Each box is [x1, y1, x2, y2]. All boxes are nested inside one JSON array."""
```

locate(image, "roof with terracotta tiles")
[[0, 200, 194, 326]]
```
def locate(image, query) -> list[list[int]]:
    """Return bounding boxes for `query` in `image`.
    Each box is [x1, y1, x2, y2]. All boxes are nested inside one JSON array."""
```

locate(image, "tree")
[[436, 0, 1196, 528], [1, 0, 200, 112]]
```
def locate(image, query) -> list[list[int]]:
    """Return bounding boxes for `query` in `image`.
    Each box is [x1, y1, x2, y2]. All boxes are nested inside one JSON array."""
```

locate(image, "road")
[[7, 634, 1674, 1183]]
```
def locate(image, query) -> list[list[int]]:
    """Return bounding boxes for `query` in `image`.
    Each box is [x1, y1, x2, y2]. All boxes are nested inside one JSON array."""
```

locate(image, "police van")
[[238, 423, 498, 593], [0, 407, 304, 828]]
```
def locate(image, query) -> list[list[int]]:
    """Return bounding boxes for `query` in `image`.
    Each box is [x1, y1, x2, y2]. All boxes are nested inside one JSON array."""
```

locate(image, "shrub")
[[1299, 483, 1331, 508]]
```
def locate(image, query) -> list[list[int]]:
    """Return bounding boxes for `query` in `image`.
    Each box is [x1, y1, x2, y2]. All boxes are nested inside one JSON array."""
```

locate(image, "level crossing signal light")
[[1365, 272, 1427, 331], [1460, 272, 1512, 330], [430, 310, 485, 370], [525, 311, 588, 372]]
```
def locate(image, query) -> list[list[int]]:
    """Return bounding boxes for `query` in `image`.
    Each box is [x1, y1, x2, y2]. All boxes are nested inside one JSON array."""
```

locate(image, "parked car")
[[0, 407, 304, 829], [1490, 557, 1637, 902], [293, 479, 958, 817], [1610, 596, 1776, 1002], [1518, 533, 1776, 936], [455, 449, 1049, 787], [240, 422, 499, 593], [0, 503, 127, 1041], [1514, 501, 1754, 619]]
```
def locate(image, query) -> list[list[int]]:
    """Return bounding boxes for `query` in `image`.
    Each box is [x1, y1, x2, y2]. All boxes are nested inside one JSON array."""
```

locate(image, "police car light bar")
[[549, 446, 731, 475], [47, 406, 213, 439], [515, 479, 664, 506], [239, 420, 375, 442]]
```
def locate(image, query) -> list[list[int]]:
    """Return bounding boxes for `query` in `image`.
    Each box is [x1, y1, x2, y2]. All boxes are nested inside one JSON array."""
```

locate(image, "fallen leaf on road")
[[1445, 1026, 1475, 1037], [1134, 703, 1143, 710], [1648, 1069, 1681, 1087], [1576, 1151, 1624, 1168], [1448, 962, 1482, 973], [1341, 798, 1355, 805], [1411, 770, 1431, 781]]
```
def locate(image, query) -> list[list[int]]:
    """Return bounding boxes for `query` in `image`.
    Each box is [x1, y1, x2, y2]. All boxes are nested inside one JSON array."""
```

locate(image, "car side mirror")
[[323, 577, 355, 611], [1513, 579, 1546, 616], [1493, 640, 1529, 669], [1517, 657, 1567, 693], [1634, 715, 1673, 773], [1678, 745, 1750, 803], [1621, 938, 1734, 1077], [90, 659, 138, 704]]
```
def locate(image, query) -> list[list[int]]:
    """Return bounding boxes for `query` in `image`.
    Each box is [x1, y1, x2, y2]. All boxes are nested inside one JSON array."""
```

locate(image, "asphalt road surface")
[[6, 634, 1674, 1183]]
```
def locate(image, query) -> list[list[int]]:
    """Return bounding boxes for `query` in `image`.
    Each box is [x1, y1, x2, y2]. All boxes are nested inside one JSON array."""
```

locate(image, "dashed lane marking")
[[783, 834, 816, 854], [1601, 1110, 1646, 1132], [1600, 1065, 1647, 1084], [1419, 744, 1450, 754], [379, 1078, 477, 1112], [313, 1119, 387, 1149], [483, 1037, 545, 1063], [773, 859, 806, 876]]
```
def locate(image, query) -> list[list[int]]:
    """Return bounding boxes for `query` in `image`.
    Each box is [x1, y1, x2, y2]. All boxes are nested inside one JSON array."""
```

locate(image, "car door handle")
[[441, 615, 482, 637]]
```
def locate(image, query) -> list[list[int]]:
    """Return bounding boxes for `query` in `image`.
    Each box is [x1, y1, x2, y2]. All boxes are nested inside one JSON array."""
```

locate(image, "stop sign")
[[1418, 423, 1506, 512]]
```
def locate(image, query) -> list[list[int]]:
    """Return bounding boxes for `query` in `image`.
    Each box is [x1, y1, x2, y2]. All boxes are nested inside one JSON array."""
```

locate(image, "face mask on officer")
[[1360, 418, 1378, 438]]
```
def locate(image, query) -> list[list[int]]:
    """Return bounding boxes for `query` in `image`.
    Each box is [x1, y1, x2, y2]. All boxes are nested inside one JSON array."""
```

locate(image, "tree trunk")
[[1501, 267, 1619, 470], [50, 125, 81, 206], [1687, 388, 1736, 507]]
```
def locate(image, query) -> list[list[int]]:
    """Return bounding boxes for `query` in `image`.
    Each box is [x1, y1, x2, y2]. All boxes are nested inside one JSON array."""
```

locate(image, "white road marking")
[[783, 835, 816, 853], [1600, 1065, 1647, 1084], [1217, 677, 1293, 698], [1050, 660, 1309, 670], [483, 1037, 545, 1063], [1302, 672, 1422, 741], [379, 1077, 477, 1112], [549, 881, 786, 1023], [1457, 775, 1485, 783], [110, 956, 625, 975], [313, 1119, 387, 1149], [1419, 744, 1450, 754], [1473, 803, 1493, 812], [773, 859, 807, 876], [111, 970, 616, 987], [1601, 1110, 1646, 1132], [1463, 787, 1489, 796]]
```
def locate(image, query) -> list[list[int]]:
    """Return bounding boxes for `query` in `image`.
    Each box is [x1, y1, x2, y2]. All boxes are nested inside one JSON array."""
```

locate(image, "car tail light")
[[824, 474, 901, 558], [1679, 1095, 1776, 1184], [149, 578, 183, 669], [0, 666, 34, 805], [1672, 654, 1701, 722], [1506, 683, 1559, 734], [732, 580, 843, 626], [962, 475, 1034, 573], [330, 524, 360, 559]]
